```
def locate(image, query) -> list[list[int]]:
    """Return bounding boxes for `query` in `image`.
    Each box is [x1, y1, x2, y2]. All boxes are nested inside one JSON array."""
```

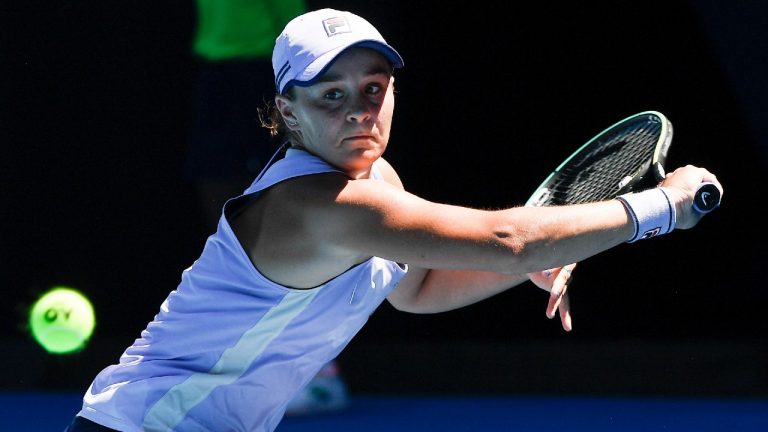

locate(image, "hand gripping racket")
[[525, 110, 721, 213]]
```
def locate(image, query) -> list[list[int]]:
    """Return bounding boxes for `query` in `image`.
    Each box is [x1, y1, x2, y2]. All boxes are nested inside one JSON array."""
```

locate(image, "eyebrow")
[[315, 64, 392, 85]]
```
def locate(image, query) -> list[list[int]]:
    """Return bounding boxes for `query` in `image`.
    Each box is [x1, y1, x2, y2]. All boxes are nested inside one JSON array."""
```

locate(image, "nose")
[[346, 94, 373, 124]]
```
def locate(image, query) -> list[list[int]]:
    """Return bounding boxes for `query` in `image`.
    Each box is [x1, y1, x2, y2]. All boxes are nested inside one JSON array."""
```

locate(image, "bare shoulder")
[[373, 157, 404, 190], [230, 172, 409, 288], [265, 157, 403, 218], [272, 169, 436, 263]]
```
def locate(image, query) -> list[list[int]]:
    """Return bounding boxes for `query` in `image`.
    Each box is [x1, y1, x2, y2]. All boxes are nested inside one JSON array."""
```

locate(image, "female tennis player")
[[65, 8, 722, 432]]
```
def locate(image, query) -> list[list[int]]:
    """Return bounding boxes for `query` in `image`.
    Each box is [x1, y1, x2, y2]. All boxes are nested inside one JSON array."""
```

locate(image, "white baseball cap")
[[272, 8, 404, 94]]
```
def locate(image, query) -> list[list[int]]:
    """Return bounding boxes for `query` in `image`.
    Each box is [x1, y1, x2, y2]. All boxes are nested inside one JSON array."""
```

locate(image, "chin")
[[342, 150, 380, 175], [350, 146, 381, 160]]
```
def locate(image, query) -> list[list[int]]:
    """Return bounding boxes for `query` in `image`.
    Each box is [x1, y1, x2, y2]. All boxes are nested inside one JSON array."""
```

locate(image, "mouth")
[[342, 135, 378, 150], [344, 134, 374, 142]]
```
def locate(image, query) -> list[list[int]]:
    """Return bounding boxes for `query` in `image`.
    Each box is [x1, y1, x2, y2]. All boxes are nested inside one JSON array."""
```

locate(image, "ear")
[[275, 94, 300, 130]]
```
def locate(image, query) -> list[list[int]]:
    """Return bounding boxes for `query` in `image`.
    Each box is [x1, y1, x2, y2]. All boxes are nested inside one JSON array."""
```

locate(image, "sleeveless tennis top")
[[77, 149, 408, 431]]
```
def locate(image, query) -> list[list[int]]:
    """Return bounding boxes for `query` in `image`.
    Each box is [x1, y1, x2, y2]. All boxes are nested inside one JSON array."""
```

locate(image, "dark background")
[[3, 1, 767, 395]]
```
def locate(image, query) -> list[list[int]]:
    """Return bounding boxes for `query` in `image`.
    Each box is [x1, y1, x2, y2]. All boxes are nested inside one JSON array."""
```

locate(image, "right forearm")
[[491, 200, 633, 274]]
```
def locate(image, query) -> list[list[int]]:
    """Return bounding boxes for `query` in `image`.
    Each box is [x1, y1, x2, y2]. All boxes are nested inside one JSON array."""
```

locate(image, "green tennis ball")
[[29, 287, 96, 354]]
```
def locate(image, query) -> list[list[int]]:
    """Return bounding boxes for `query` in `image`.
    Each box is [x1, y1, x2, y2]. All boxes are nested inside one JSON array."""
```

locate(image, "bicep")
[[314, 179, 517, 270]]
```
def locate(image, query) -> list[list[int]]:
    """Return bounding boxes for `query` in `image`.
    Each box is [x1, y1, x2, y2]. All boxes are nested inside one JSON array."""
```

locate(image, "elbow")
[[494, 229, 558, 274]]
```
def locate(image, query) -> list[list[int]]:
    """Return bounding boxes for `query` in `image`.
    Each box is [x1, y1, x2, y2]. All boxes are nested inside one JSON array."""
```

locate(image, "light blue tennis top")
[[77, 149, 408, 431]]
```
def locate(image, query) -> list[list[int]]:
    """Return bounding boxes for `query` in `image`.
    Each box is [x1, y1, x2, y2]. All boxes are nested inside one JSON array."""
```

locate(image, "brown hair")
[[257, 89, 300, 146]]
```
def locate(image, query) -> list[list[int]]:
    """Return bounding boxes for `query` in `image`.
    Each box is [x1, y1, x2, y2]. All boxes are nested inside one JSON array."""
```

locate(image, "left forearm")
[[390, 268, 529, 313]]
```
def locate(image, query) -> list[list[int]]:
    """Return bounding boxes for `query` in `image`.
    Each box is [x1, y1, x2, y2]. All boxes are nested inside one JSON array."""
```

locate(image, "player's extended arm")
[[389, 263, 575, 330]]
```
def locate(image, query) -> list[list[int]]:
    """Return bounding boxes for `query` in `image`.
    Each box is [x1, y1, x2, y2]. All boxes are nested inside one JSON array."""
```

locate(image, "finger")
[[547, 280, 568, 319], [547, 292, 559, 319], [547, 283, 562, 318], [559, 293, 572, 332], [559, 266, 574, 330], [563, 263, 577, 277], [546, 266, 573, 317]]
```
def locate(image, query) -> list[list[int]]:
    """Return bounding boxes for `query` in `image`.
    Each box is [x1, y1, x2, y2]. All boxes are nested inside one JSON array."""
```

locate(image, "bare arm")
[[271, 162, 718, 326], [389, 267, 531, 313], [371, 158, 579, 327], [389, 264, 575, 330], [323, 179, 633, 274]]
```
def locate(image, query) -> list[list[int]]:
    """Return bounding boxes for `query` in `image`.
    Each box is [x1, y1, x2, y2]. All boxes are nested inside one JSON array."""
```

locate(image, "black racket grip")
[[693, 182, 721, 214]]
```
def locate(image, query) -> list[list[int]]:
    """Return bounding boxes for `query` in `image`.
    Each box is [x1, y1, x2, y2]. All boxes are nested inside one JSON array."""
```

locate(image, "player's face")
[[277, 48, 395, 179]]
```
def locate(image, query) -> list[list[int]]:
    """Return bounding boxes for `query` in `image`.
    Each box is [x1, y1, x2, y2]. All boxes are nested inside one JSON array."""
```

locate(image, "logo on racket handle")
[[693, 182, 721, 214]]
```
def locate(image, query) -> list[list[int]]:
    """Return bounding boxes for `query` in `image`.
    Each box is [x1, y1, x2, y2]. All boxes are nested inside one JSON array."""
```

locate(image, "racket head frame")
[[525, 111, 673, 207]]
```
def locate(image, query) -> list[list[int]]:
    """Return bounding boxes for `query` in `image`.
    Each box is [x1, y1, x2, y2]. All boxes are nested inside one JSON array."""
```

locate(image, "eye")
[[366, 82, 383, 95], [323, 89, 344, 100]]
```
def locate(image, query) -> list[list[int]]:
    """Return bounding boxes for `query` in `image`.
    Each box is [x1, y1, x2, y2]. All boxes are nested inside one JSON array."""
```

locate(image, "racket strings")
[[546, 119, 662, 205]]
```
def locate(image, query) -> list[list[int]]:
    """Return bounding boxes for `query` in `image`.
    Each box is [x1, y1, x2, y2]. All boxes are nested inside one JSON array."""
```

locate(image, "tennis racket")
[[525, 110, 721, 213]]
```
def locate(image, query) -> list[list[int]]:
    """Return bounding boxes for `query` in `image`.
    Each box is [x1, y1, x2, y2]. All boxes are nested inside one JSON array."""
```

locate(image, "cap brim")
[[287, 41, 404, 91]]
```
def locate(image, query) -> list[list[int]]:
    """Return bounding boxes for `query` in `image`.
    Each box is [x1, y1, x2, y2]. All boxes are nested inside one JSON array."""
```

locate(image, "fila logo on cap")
[[323, 17, 352, 36], [272, 8, 404, 94]]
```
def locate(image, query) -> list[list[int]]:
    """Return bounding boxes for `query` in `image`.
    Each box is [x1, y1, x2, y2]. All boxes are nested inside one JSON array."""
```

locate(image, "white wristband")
[[616, 188, 676, 243]]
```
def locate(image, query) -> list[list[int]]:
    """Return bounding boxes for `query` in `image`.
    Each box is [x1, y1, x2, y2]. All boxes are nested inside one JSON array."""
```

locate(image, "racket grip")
[[693, 182, 721, 214]]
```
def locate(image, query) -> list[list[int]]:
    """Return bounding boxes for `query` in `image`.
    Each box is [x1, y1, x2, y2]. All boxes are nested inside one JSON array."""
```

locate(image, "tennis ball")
[[29, 286, 96, 354]]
